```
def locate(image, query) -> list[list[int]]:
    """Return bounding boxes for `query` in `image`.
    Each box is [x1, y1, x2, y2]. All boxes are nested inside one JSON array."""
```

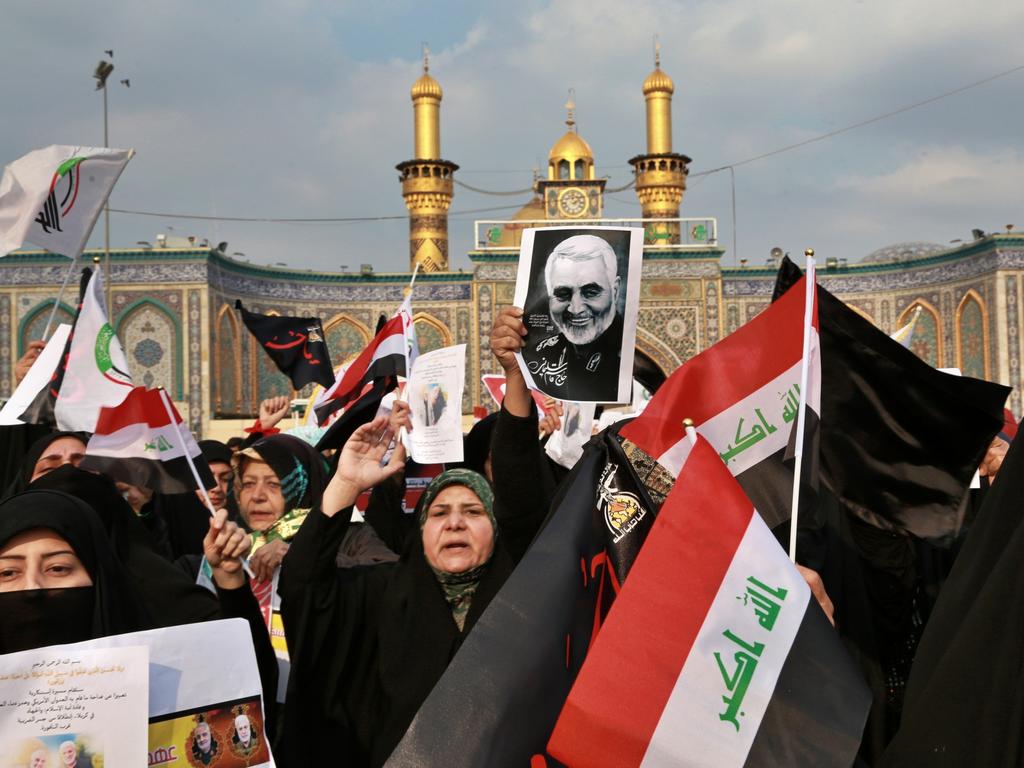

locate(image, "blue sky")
[[2, 0, 1021, 273]]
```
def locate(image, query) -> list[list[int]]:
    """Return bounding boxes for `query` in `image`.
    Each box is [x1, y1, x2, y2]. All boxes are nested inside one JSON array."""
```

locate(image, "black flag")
[[236, 300, 334, 390], [773, 256, 1009, 543], [881, 429, 1024, 766]]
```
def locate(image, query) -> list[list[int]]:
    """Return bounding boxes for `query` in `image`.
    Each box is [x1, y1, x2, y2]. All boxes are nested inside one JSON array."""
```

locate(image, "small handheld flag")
[[80, 386, 214, 495]]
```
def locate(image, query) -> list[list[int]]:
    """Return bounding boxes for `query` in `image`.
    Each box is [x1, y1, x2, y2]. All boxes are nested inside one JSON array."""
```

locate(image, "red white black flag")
[[313, 314, 406, 424], [547, 435, 870, 767], [79, 386, 213, 494], [621, 274, 820, 529]]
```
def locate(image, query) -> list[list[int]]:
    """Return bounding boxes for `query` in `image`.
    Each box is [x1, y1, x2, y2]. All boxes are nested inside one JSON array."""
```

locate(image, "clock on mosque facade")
[[556, 187, 588, 217]]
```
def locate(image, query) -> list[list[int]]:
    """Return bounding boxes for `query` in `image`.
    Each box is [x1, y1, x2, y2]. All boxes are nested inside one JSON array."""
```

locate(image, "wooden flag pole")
[[405, 261, 421, 296], [788, 249, 817, 563], [157, 387, 255, 578]]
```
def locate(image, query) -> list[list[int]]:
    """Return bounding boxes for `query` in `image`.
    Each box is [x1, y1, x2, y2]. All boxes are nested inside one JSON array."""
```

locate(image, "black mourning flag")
[[881, 430, 1024, 766], [236, 301, 335, 390], [773, 256, 1009, 543], [386, 425, 669, 767]]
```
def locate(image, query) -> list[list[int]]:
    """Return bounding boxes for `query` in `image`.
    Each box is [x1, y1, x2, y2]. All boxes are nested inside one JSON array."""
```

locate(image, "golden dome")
[[643, 66, 674, 96], [411, 72, 442, 100], [548, 129, 594, 163]]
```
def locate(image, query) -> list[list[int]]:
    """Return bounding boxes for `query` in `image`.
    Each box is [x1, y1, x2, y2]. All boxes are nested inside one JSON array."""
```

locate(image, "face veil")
[[0, 489, 152, 652]]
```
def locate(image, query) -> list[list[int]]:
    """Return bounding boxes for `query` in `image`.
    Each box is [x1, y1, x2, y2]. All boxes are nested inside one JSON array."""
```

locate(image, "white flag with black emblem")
[[0, 144, 134, 259]]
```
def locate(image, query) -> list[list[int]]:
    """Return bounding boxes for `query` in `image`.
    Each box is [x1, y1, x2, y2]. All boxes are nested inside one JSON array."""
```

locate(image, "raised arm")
[[488, 306, 556, 561]]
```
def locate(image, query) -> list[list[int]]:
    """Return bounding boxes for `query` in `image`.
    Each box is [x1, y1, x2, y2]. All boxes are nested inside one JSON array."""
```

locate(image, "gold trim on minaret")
[[398, 44, 458, 273], [629, 38, 691, 244]]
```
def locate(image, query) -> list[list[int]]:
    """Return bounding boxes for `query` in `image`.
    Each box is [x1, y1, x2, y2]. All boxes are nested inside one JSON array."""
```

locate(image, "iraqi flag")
[[236, 300, 335, 390], [79, 386, 214, 494], [620, 274, 820, 529], [547, 435, 871, 768], [53, 266, 134, 432], [0, 145, 133, 259], [314, 314, 406, 424]]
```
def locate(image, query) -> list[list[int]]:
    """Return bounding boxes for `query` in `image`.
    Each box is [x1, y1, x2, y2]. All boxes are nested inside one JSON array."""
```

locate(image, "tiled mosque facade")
[[1, 232, 1021, 438]]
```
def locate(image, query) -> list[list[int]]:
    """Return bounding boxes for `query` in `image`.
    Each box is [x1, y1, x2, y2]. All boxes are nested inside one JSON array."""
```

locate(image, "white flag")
[[0, 144, 134, 258], [55, 268, 133, 431]]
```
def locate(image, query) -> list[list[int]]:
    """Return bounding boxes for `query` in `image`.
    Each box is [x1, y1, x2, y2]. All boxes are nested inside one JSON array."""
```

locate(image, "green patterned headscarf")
[[418, 468, 495, 532], [419, 468, 496, 631]]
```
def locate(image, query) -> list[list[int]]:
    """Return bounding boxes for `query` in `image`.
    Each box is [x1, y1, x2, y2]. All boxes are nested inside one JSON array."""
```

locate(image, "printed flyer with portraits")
[[403, 344, 466, 464], [0, 644, 149, 766], [1, 619, 273, 768], [513, 227, 643, 404]]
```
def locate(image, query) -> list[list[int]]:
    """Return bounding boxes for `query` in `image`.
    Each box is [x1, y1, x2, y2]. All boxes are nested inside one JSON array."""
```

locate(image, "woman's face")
[[30, 437, 88, 483], [0, 529, 93, 591], [421, 485, 495, 573], [237, 459, 286, 531]]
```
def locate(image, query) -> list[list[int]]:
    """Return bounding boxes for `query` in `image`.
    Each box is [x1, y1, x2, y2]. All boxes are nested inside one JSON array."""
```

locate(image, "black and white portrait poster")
[[513, 226, 643, 404]]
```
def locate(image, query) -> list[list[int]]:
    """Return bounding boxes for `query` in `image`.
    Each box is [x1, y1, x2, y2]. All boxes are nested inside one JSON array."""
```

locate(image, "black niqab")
[[0, 489, 151, 653], [3, 430, 89, 497], [27, 465, 221, 627]]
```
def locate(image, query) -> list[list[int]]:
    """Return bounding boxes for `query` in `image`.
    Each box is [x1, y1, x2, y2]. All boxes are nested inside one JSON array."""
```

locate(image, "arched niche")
[[215, 304, 241, 415], [413, 312, 452, 354], [18, 300, 76, 355], [955, 289, 989, 379], [323, 313, 372, 364], [116, 298, 183, 397], [897, 299, 942, 367]]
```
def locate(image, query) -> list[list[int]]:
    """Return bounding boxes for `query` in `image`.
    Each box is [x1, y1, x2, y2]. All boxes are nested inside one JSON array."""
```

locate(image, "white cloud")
[[2, 0, 1022, 272]]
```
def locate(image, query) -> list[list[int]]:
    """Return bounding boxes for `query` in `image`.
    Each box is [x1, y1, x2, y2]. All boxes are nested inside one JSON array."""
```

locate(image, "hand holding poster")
[[512, 227, 643, 404], [404, 345, 466, 464], [480, 373, 554, 415], [0, 645, 149, 766]]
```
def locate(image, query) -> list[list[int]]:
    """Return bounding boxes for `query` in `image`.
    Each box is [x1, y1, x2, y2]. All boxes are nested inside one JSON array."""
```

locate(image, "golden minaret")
[[629, 39, 691, 244], [397, 46, 458, 272]]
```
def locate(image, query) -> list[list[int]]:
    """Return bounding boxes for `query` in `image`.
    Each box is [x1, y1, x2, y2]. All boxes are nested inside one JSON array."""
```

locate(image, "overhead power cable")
[[107, 202, 526, 223], [690, 62, 1024, 178], [453, 179, 534, 196]]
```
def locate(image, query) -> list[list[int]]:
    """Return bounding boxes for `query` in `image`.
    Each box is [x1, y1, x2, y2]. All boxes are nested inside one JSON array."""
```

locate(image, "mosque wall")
[[1, 235, 1022, 438]]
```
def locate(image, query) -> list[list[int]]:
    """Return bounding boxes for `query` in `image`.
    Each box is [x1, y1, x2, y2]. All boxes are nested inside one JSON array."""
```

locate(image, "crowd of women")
[[0, 304, 1015, 767]]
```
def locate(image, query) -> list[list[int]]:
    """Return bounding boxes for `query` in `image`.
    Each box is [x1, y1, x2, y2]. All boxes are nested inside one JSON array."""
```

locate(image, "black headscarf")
[[31, 465, 156, 561], [0, 489, 151, 653], [199, 439, 233, 467], [461, 413, 498, 477], [234, 434, 330, 510], [27, 464, 222, 627], [3, 430, 89, 497]]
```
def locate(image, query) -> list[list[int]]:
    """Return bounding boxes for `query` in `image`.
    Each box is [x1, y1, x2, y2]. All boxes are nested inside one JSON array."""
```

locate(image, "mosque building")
[[1, 53, 1021, 437]]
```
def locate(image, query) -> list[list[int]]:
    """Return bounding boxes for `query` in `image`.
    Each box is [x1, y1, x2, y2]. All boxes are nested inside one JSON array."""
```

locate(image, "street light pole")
[[93, 54, 120, 311], [102, 77, 111, 310]]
